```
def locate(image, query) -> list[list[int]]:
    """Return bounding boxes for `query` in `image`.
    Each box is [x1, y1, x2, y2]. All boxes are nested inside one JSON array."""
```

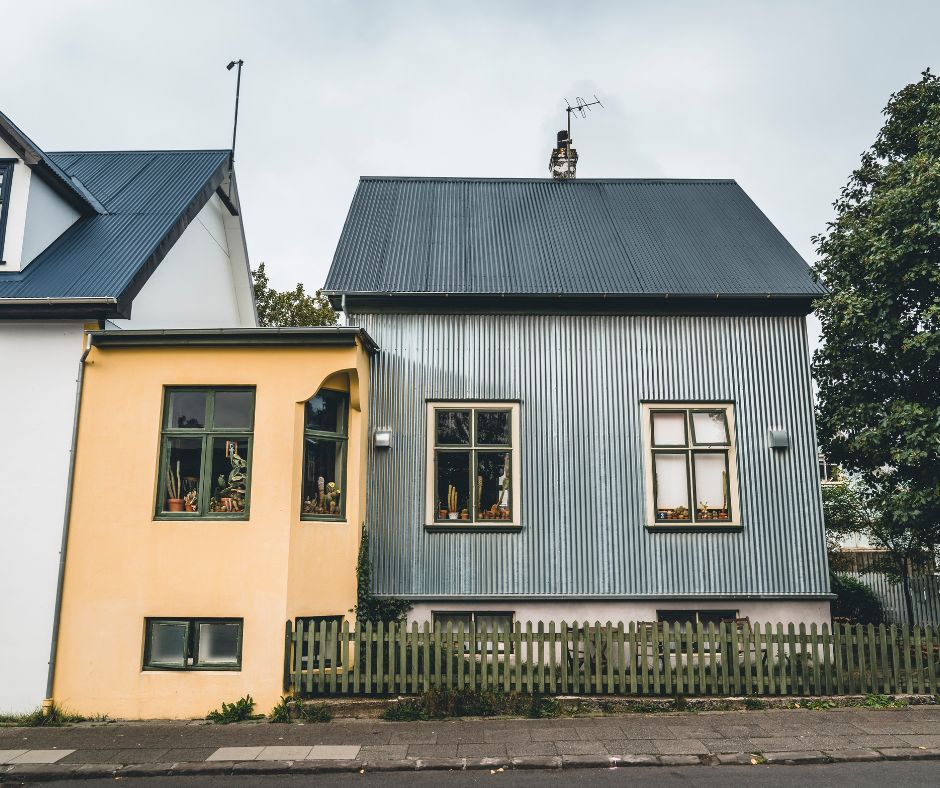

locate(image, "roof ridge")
[[48, 149, 231, 156], [357, 176, 739, 184]]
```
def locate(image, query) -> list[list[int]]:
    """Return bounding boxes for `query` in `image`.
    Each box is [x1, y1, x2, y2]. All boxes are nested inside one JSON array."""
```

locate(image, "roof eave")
[[0, 297, 121, 320]]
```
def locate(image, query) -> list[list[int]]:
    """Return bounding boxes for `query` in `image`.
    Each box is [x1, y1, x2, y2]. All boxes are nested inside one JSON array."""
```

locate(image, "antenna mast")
[[225, 59, 244, 197], [550, 95, 604, 180]]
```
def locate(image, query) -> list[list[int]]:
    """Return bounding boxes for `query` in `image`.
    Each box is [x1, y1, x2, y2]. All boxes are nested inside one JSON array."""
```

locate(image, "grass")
[[206, 695, 263, 724], [0, 702, 86, 727]]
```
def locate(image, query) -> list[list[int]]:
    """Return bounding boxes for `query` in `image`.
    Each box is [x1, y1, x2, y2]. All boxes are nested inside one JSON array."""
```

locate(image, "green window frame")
[[300, 389, 348, 520], [0, 160, 14, 263], [649, 406, 735, 525], [155, 387, 255, 520], [143, 617, 243, 671]]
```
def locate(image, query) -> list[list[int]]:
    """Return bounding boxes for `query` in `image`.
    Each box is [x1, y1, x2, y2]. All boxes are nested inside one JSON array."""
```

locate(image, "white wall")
[[408, 600, 832, 627], [0, 322, 85, 712], [20, 173, 80, 267], [114, 194, 255, 329], [0, 137, 31, 270]]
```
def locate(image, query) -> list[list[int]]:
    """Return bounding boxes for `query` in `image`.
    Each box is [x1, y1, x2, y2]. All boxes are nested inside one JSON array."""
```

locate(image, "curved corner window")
[[301, 389, 348, 520], [155, 388, 254, 519], [0, 161, 14, 263]]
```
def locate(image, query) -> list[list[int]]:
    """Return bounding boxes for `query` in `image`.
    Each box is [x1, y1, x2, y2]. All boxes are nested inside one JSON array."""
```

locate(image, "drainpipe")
[[44, 343, 92, 705], [341, 293, 349, 327]]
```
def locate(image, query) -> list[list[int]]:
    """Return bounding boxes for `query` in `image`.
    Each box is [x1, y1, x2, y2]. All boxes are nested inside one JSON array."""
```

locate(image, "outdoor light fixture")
[[768, 429, 790, 450], [374, 429, 393, 449]]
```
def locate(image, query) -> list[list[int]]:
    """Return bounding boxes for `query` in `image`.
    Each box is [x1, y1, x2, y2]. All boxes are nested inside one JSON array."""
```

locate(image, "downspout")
[[44, 343, 92, 705], [341, 293, 349, 327]]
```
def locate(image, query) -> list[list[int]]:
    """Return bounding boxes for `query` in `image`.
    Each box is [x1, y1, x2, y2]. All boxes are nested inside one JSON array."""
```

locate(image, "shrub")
[[268, 697, 293, 724], [830, 573, 886, 623], [206, 695, 259, 724]]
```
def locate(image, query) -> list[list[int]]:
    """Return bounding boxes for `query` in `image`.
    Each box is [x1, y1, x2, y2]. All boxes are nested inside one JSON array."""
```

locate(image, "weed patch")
[[0, 703, 85, 727], [207, 695, 261, 724]]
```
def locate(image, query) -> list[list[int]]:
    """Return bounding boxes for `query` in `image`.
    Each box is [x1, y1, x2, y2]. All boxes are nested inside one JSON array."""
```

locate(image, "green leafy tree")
[[812, 69, 940, 622], [252, 262, 337, 327]]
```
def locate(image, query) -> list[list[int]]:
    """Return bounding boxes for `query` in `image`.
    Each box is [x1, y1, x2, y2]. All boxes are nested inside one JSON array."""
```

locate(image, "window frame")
[[643, 402, 740, 530], [0, 160, 15, 263], [142, 617, 243, 671], [432, 610, 515, 654], [154, 387, 255, 521], [425, 401, 521, 532], [300, 389, 349, 522], [295, 615, 345, 668]]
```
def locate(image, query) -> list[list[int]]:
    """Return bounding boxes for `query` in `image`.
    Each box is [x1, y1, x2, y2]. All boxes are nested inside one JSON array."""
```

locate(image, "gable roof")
[[0, 144, 232, 318], [325, 177, 825, 313]]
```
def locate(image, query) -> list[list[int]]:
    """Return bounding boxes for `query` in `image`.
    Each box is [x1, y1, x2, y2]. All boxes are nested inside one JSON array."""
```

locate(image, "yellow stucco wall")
[[52, 341, 370, 719]]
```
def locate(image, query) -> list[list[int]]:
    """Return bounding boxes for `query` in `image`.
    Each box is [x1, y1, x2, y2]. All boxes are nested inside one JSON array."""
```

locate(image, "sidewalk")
[[3, 705, 940, 780]]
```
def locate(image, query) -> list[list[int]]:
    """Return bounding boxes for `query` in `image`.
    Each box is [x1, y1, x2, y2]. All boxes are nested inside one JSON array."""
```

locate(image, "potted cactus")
[[165, 461, 183, 512], [447, 484, 459, 519]]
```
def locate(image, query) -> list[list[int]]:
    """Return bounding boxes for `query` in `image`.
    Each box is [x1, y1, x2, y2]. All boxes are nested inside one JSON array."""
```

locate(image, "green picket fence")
[[284, 619, 940, 697]]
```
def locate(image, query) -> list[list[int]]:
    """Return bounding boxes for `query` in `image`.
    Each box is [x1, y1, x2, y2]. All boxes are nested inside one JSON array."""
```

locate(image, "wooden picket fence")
[[284, 619, 940, 697]]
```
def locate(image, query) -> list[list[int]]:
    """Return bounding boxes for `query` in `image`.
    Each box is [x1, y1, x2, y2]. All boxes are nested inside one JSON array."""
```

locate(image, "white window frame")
[[642, 402, 741, 528], [425, 401, 521, 528]]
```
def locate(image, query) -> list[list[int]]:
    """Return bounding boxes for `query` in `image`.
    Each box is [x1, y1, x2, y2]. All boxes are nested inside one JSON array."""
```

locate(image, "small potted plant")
[[447, 484, 459, 519], [459, 508, 469, 520], [183, 488, 198, 512], [165, 461, 183, 512]]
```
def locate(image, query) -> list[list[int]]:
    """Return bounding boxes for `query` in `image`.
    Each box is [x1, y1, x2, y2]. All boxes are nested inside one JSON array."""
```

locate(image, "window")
[[143, 618, 242, 670], [818, 454, 843, 485], [295, 615, 345, 668], [156, 388, 254, 518], [657, 610, 739, 628], [0, 161, 13, 263], [301, 389, 347, 519], [644, 404, 739, 526], [433, 611, 514, 653], [427, 403, 519, 526]]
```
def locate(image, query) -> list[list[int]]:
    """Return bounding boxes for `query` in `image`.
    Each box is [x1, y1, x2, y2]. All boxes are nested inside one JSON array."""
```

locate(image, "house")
[[324, 173, 833, 632], [0, 110, 256, 712], [50, 327, 374, 718]]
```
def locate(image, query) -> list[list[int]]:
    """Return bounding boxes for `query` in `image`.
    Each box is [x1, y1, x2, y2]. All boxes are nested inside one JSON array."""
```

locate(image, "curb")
[[2, 748, 940, 781]]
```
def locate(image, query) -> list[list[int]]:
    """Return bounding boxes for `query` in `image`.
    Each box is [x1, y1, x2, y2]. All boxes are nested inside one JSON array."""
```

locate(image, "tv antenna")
[[225, 58, 244, 197], [564, 95, 604, 139]]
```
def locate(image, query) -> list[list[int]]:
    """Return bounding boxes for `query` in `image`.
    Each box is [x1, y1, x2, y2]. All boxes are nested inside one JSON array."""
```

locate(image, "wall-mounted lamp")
[[374, 429, 393, 449], [768, 429, 789, 450]]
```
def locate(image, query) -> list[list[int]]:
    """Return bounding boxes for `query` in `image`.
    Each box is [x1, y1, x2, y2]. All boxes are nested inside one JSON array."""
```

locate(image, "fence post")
[[283, 620, 293, 694], [913, 626, 924, 694], [329, 619, 339, 695], [341, 620, 350, 695], [926, 626, 937, 694]]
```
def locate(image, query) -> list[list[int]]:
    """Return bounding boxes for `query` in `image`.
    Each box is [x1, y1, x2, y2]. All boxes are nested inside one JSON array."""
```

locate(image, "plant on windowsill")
[[210, 451, 247, 513], [183, 489, 198, 512], [447, 484, 458, 519], [165, 461, 183, 512]]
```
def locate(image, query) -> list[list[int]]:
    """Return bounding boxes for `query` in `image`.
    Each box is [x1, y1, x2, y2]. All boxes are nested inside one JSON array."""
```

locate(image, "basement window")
[[143, 618, 242, 670], [301, 389, 348, 520], [0, 161, 13, 263], [155, 388, 254, 519], [432, 611, 515, 654], [644, 404, 739, 527], [295, 615, 345, 668], [426, 403, 520, 528]]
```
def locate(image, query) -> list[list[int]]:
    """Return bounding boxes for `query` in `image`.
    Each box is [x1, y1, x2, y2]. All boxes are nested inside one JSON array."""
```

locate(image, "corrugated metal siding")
[[327, 178, 825, 297], [0, 150, 229, 300], [355, 312, 830, 599]]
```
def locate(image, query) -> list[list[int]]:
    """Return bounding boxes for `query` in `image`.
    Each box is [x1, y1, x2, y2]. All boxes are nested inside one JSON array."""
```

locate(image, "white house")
[[0, 110, 256, 712]]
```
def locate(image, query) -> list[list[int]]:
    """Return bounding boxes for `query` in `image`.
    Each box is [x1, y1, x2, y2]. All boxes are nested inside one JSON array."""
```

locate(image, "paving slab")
[[358, 744, 410, 760], [257, 745, 312, 760], [207, 746, 265, 761], [307, 744, 361, 759], [554, 739, 607, 755], [407, 743, 458, 758], [9, 748, 75, 763], [654, 738, 709, 754], [0, 750, 28, 764]]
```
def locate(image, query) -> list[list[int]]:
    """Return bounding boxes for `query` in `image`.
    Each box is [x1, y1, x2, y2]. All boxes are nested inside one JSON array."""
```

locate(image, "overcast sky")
[[2, 0, 937, 302]]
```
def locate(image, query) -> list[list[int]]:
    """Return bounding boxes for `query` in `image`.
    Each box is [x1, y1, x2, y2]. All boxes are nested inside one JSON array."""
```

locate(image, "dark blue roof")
[[0, 148, 230, 314], [325, 177, 824, 301]]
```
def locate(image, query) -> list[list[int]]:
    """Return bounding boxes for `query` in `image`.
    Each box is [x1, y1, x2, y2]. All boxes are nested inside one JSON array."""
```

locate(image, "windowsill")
[[154, 514, 250, 522], [425, 522, 523, 533], [646, 523, 742, 533], [142, 665, 242, 672], [301, 516, 347, 524]]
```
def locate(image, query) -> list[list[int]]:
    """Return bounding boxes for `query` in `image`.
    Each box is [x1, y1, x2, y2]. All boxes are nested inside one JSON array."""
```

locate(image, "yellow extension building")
[[50, 327, 374, 719]]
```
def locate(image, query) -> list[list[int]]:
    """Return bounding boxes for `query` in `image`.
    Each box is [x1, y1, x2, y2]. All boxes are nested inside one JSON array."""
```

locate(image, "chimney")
[[549, 129, 578, 179]]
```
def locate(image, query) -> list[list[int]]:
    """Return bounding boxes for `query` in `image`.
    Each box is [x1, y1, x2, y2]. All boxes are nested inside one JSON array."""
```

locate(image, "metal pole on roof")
[[226, 59, 244, 197]]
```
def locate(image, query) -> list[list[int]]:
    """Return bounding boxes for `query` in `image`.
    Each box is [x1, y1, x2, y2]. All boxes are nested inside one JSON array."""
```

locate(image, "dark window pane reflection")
[[476, 410, 510, 445], [167, 391, 206, 429], [435, 410, 470, 445], [305, 389, 346, 433], [213, 391, 254, 429]]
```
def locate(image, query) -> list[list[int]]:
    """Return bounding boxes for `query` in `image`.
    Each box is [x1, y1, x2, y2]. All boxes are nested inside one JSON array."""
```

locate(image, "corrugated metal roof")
[[325, 177, 825, 298], [0, 149, 230, 308]]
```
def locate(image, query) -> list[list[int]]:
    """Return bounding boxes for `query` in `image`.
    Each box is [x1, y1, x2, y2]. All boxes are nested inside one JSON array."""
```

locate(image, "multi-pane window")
[[433, 611, 514, 653], [295, 615, 344, 668], [156, 388, 254, 518], [428, 403, 518, 525], [143, 618, 242, 670], [645, 404, 738, 525], [0, 161, 13, 262], [301, 389, 347, 519]]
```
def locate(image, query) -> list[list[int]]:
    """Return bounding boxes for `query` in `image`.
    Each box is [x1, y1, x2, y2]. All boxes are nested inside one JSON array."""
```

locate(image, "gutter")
[[44, 343, 91, 704]]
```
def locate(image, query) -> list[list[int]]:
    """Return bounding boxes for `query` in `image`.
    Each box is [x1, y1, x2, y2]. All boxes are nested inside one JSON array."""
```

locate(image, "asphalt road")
[[36, 761, 940, 787]]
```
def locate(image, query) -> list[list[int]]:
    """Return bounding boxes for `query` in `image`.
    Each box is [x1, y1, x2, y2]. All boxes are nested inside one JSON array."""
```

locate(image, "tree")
[[251, 262, 338, 327], [812, 69, 940, 622]]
